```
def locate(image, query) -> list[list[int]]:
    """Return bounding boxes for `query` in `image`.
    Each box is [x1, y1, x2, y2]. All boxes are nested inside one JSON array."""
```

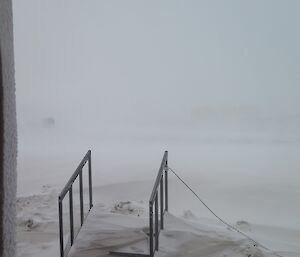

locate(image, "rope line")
[[168, 166, 284, 257]]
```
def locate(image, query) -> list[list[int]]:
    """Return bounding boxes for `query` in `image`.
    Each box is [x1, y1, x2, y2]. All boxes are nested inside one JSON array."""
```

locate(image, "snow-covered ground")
[[16, 180, 300, 257], [15, 127, 300, 257]]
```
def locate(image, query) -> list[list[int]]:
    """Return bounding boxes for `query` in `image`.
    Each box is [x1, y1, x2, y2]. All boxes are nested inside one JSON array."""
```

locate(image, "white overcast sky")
[[13, 0, 300, 141], [13, 0, 300, 197]]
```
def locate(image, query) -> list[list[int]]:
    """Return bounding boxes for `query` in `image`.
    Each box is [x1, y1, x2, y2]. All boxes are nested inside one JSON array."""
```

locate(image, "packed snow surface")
[[16, 182, 300, 257]]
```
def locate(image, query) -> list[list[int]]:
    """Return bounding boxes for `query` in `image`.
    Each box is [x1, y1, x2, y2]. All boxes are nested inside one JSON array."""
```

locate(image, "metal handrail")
[[149, 151, 168, 257], [58, 150, 93, 257], [149, 152, 168, 204]]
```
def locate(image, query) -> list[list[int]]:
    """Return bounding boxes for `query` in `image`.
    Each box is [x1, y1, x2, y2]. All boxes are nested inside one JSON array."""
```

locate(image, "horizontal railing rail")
[[149, 151, 168, 257], [58, 150, 93, 257]]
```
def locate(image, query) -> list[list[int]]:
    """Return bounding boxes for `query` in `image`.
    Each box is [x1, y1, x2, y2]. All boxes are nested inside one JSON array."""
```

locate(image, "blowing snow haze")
[[14, 0, 300, 207]]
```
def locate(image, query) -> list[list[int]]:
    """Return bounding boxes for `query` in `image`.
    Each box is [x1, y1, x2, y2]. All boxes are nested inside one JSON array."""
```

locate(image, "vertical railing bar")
[[149, 204, 154, 257], [155, 194, 159, 250], [79, 170, 84, 226], [59, 199, 64, 257], [88, 151, 93, 210], [165, 151, 168, 212], [69, 186, 74, 246], [165, 169, 168, 212], [160, 176, 164, 230]]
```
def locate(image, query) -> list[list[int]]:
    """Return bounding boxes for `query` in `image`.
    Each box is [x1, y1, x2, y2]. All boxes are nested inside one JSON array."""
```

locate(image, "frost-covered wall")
[[0, 0, 17, 256]]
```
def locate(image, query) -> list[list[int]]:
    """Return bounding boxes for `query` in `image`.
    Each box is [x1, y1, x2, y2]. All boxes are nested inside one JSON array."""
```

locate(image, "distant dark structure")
[[42, 117, 55, 129]]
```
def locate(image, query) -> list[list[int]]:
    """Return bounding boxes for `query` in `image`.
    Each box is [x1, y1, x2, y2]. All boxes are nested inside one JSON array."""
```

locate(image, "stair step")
[[110, 237, 149, 257]]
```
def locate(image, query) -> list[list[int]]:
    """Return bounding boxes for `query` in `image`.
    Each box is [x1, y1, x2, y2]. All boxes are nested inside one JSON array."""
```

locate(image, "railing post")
[[79, 169, 84, 225], [88, 151, 93, 210], [149, 204, 154, 257], [69, 186, 74, 246], [58, 198, 64, 257], [160, 176, 164, 230], [165, 151, 168, 212], [155, 194, 159, 250]]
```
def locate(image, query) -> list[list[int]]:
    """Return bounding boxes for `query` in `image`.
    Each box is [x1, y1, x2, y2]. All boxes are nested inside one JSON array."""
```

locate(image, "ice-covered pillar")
[[0, 0, 17, 256]]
